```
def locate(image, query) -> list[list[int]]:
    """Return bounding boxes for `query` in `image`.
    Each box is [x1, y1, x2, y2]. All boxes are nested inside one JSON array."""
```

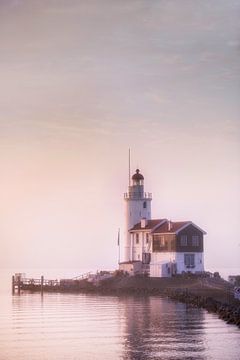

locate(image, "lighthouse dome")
[[132, 169, 144, 181]]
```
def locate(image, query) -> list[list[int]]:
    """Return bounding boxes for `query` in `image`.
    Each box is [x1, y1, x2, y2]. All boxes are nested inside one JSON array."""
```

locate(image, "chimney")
[[168, 220, 172, 231], [141, 218, 148, 228]]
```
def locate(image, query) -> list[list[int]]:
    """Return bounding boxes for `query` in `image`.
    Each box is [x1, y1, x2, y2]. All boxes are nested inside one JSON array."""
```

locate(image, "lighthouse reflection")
[[121, 296, 207, 360]]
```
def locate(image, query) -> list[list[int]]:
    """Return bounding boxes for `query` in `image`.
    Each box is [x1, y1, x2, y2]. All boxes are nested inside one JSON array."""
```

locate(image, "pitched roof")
[[130, 219, 167, 231], [153, 221, 190, 233], [130, 219, 206, 234]]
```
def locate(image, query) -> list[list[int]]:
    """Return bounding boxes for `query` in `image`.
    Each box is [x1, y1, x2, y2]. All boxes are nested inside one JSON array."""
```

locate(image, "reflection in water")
[[121, 296, 207, 360], [0, 290, 239, 360]]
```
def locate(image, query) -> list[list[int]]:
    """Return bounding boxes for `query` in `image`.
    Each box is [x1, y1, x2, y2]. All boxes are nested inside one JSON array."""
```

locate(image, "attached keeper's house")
[[119, 169, 206, 277]]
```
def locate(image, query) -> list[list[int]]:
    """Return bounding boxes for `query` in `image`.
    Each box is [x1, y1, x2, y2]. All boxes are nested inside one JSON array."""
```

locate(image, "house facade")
[[119, 169, 206, 277]]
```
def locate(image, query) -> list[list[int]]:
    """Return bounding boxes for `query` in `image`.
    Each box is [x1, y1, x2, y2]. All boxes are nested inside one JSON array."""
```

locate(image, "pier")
[[12, 274, 59, 295], [11, 271, 114, 295]]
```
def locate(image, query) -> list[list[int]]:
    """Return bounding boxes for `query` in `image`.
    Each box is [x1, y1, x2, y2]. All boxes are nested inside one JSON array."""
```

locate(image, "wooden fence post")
[[41, 275, 44, 296], [12, 275, 15, 294], [17, 276, 21, 294]]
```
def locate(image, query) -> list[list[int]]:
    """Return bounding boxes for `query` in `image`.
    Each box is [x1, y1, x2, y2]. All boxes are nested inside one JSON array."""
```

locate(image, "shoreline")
[[165, 288, 240, 327]]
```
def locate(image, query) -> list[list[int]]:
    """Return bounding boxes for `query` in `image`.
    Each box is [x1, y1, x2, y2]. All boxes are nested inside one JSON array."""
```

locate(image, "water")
[[0, 269, 239, 360]]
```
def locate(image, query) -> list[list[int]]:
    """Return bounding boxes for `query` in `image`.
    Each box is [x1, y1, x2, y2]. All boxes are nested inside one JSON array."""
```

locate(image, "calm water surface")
[[0, 270, 239, 360]]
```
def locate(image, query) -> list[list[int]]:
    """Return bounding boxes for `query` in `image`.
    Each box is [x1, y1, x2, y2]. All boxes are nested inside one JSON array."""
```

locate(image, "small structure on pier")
[[12, 273, 26, 294], [12, 273, 45, 295]]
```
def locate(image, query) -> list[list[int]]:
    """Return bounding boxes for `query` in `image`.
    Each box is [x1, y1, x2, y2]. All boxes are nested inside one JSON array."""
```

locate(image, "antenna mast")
[[128, 148, 131, 186]]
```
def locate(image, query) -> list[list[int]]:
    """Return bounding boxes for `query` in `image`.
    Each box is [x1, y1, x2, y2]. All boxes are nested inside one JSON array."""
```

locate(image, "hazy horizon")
[[0, 0, 239, 272]]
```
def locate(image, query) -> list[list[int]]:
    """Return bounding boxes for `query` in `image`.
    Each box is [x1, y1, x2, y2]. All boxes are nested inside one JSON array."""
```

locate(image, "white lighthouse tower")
[[123, 169, 152, 261]]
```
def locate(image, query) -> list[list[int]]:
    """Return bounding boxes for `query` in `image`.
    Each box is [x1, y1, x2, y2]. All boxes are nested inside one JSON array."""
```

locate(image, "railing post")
[[12, 275, 15, 294], [17, 275, 21, 295], [41, 275, 44, 296]]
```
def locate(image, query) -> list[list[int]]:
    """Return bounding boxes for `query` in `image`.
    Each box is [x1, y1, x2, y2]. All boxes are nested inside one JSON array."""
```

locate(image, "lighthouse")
[[123, 169, 152, 261], [120, 165, 206, 277]]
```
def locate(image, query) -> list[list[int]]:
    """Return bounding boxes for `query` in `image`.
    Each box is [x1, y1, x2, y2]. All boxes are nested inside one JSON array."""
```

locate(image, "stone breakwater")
[[90, 275, 240, 328], [165, 289, 240, 328]]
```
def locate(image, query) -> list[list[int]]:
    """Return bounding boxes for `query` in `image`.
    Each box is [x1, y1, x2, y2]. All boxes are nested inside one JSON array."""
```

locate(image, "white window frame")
[[192, 235, 199, 246], [159, 235, 165, 246], [184, 254, 195, 268], [180, 234, 188, 246], [146, 233, 149, 244], [136, 233, 139, 244]]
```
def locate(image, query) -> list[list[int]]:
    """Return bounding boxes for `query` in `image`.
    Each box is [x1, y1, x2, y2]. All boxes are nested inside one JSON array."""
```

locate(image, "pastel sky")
[[0, 0, 239, 272]]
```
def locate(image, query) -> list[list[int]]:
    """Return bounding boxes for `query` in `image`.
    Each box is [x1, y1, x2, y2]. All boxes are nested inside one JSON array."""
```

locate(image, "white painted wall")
[[131, 232, 151, 261], [124, 185, 151, 261], [150, 252, 177, 277], [149, 251, 204, 277], [119, 261, 142, 276], [175, 252, 204, 274]]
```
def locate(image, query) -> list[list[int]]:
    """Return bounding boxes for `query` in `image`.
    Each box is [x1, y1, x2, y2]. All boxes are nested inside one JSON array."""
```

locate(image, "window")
[[159, 236, 165, 246], [146, 233, 149, 244], [142, 252, 151, 264], [192, 235, 199, 246], [180, 235, 188, 246], [184, 254, 195, 268], [152, 235, 166, 252], [143, 201, 147, 209], [136, 233, 139, 244]]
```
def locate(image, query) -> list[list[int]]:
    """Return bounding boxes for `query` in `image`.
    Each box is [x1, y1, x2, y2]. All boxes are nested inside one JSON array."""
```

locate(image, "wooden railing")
[[72, 272, 92, 280], [21, 278, 60, 286], [12, 271, 115, 294]]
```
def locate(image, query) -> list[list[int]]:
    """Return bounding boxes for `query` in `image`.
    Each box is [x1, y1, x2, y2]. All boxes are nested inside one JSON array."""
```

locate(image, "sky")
[[0, 0, 239, 272]]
